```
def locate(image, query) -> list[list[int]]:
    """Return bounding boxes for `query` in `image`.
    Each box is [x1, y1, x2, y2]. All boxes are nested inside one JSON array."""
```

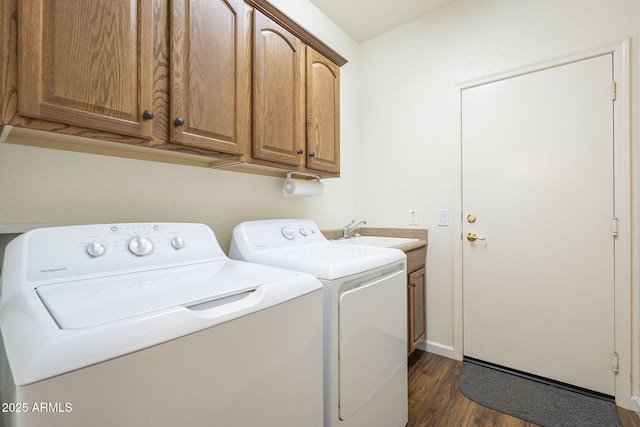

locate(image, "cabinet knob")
[[142, 110, 154, 120], [175, 117, 185, 127], [309, 151, 316, 158], [297, 149, 304, 155]]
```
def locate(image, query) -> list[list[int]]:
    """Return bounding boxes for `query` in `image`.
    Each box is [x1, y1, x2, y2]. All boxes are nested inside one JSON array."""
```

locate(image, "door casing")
[[452, 40, 632, 409]]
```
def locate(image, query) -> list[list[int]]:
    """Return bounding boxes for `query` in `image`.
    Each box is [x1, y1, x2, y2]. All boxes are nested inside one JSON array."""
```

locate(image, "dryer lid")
[[243, 243, 405, 280], [229, 219, 406, 280]]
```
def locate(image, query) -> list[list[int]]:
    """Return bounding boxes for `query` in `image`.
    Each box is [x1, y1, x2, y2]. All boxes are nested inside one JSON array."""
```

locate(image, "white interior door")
[[461, 54, 615, 395]]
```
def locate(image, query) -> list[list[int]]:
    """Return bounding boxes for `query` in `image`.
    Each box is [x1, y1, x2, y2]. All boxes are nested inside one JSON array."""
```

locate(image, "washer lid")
[[243, 242, 406, 280], [36, 259, 298, 329]]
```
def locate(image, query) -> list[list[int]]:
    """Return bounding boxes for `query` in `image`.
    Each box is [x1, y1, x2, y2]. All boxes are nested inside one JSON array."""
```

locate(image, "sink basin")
[[332, 236, 419, 248]]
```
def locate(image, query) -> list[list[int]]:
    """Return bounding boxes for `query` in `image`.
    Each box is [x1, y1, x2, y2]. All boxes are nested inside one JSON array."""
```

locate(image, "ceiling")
[[308, 0, 461, 43]]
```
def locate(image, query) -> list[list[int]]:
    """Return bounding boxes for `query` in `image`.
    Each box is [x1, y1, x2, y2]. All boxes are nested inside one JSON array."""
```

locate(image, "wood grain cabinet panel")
[[306, 47, 340, 174], [19, 0, 154, 138], [171, 0, 251, 155], [252, 10, 306, 167], [405, 244, 427, 355], [408, 266, 426, 355], [252, 11, 341, 175]]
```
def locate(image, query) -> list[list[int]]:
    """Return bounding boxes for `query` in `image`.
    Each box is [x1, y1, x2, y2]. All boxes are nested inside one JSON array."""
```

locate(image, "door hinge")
[[612, 352, 619, 373], [611, 217, 619, 237], [612, 81, 617, 101]]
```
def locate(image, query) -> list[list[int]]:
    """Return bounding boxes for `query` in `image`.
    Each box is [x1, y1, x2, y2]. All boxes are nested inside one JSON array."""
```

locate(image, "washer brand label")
[[40, 267, 68, 274]]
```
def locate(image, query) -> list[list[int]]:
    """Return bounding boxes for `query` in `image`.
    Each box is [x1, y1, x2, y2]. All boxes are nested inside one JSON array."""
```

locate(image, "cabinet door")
[[306, 47, 340, 174], [171, 0, 250, 155], [408, 267, 426, 355], [252, 10, 306, 166], [19, 0, 154, 138]]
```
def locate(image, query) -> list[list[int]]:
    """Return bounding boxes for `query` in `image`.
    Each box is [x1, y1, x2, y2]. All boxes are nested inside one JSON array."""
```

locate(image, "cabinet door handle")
[[142, 110, 154, 120], [297, 149, 304, 155], [175, 117, 185, 127], [309, 151, 316, 158]]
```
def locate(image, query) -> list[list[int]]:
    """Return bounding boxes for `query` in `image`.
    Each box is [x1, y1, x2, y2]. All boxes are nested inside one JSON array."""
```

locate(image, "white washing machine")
[[229, 219, 408, 427], [0, 223, 323, 427]]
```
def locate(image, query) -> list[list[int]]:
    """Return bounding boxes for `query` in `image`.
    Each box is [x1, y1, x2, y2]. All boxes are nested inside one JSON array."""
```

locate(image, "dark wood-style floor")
[[408, 350, 640, 427]]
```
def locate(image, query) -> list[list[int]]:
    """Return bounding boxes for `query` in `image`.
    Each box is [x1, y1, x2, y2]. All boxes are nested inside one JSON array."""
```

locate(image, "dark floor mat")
[[458, 362, 621, 427]]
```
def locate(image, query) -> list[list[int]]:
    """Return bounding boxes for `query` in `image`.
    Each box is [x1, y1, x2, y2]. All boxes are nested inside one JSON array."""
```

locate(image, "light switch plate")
[[409, 209, 419, 225], [438, 209, 449, 226]]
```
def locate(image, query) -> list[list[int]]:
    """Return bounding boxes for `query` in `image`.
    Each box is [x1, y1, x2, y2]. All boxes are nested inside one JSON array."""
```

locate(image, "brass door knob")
[[467, 232, 486, 242]]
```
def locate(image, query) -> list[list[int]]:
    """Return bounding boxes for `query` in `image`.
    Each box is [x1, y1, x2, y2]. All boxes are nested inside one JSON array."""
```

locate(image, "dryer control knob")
[[281, 227, 296, 240], [128, 235, 154, 256], [86, 241, 105, 257], [171, 237, 185, 250]]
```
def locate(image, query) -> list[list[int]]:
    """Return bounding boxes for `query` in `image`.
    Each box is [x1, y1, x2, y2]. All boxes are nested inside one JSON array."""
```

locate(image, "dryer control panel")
[[230, 219, 326, 255]]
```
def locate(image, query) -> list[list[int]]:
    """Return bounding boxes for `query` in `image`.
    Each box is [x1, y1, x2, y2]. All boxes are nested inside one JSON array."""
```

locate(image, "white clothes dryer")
[[229, 219, 408, 427], [0, 222, 323, 427]]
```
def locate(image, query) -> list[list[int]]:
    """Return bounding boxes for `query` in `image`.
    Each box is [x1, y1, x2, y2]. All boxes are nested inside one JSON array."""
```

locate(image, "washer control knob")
[[171, 237, 185, 250], [128, 235, 154, 256], [86, 241, 105, 257], [299, 227, 308, 237], [281, 227, 296, 240]]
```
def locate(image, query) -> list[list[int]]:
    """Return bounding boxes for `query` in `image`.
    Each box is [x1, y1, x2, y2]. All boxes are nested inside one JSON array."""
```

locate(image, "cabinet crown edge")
[[246, 0, 348, 67]]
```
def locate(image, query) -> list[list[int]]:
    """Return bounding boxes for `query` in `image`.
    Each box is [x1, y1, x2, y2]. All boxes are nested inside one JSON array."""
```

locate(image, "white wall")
[[0, 0, 360, 252], [358, 0, 638, 394]]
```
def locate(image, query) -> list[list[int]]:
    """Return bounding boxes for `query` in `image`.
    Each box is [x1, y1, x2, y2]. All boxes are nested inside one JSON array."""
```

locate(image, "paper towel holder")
[[283, 171, 322, 197]]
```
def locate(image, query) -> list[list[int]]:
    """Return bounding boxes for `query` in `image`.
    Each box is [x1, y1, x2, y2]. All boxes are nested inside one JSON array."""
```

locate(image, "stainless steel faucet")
[[342, 220, 367, 239]]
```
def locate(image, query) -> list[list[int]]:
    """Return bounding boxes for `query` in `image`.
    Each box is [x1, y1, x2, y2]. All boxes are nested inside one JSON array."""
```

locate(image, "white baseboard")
[[421, 340, 455, 359], [631, 395, 640, 415]]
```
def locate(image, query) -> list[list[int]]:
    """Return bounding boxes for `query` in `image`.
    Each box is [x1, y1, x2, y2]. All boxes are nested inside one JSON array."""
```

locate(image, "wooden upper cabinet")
[[252, 10, 306, 167], [18, 0, 154, 138], [171, 0, 251, 155], [7, 0, 346, 172], [306, 47, 340, 174], [252, 10, 341, 175]]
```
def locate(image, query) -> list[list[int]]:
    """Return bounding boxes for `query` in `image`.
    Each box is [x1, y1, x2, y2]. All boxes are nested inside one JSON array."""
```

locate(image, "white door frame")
[[452, 40, 632, 409]]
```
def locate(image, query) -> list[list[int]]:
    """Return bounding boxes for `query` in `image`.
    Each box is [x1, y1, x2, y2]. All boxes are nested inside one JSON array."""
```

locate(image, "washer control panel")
[[23, 223, 224, 283]]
